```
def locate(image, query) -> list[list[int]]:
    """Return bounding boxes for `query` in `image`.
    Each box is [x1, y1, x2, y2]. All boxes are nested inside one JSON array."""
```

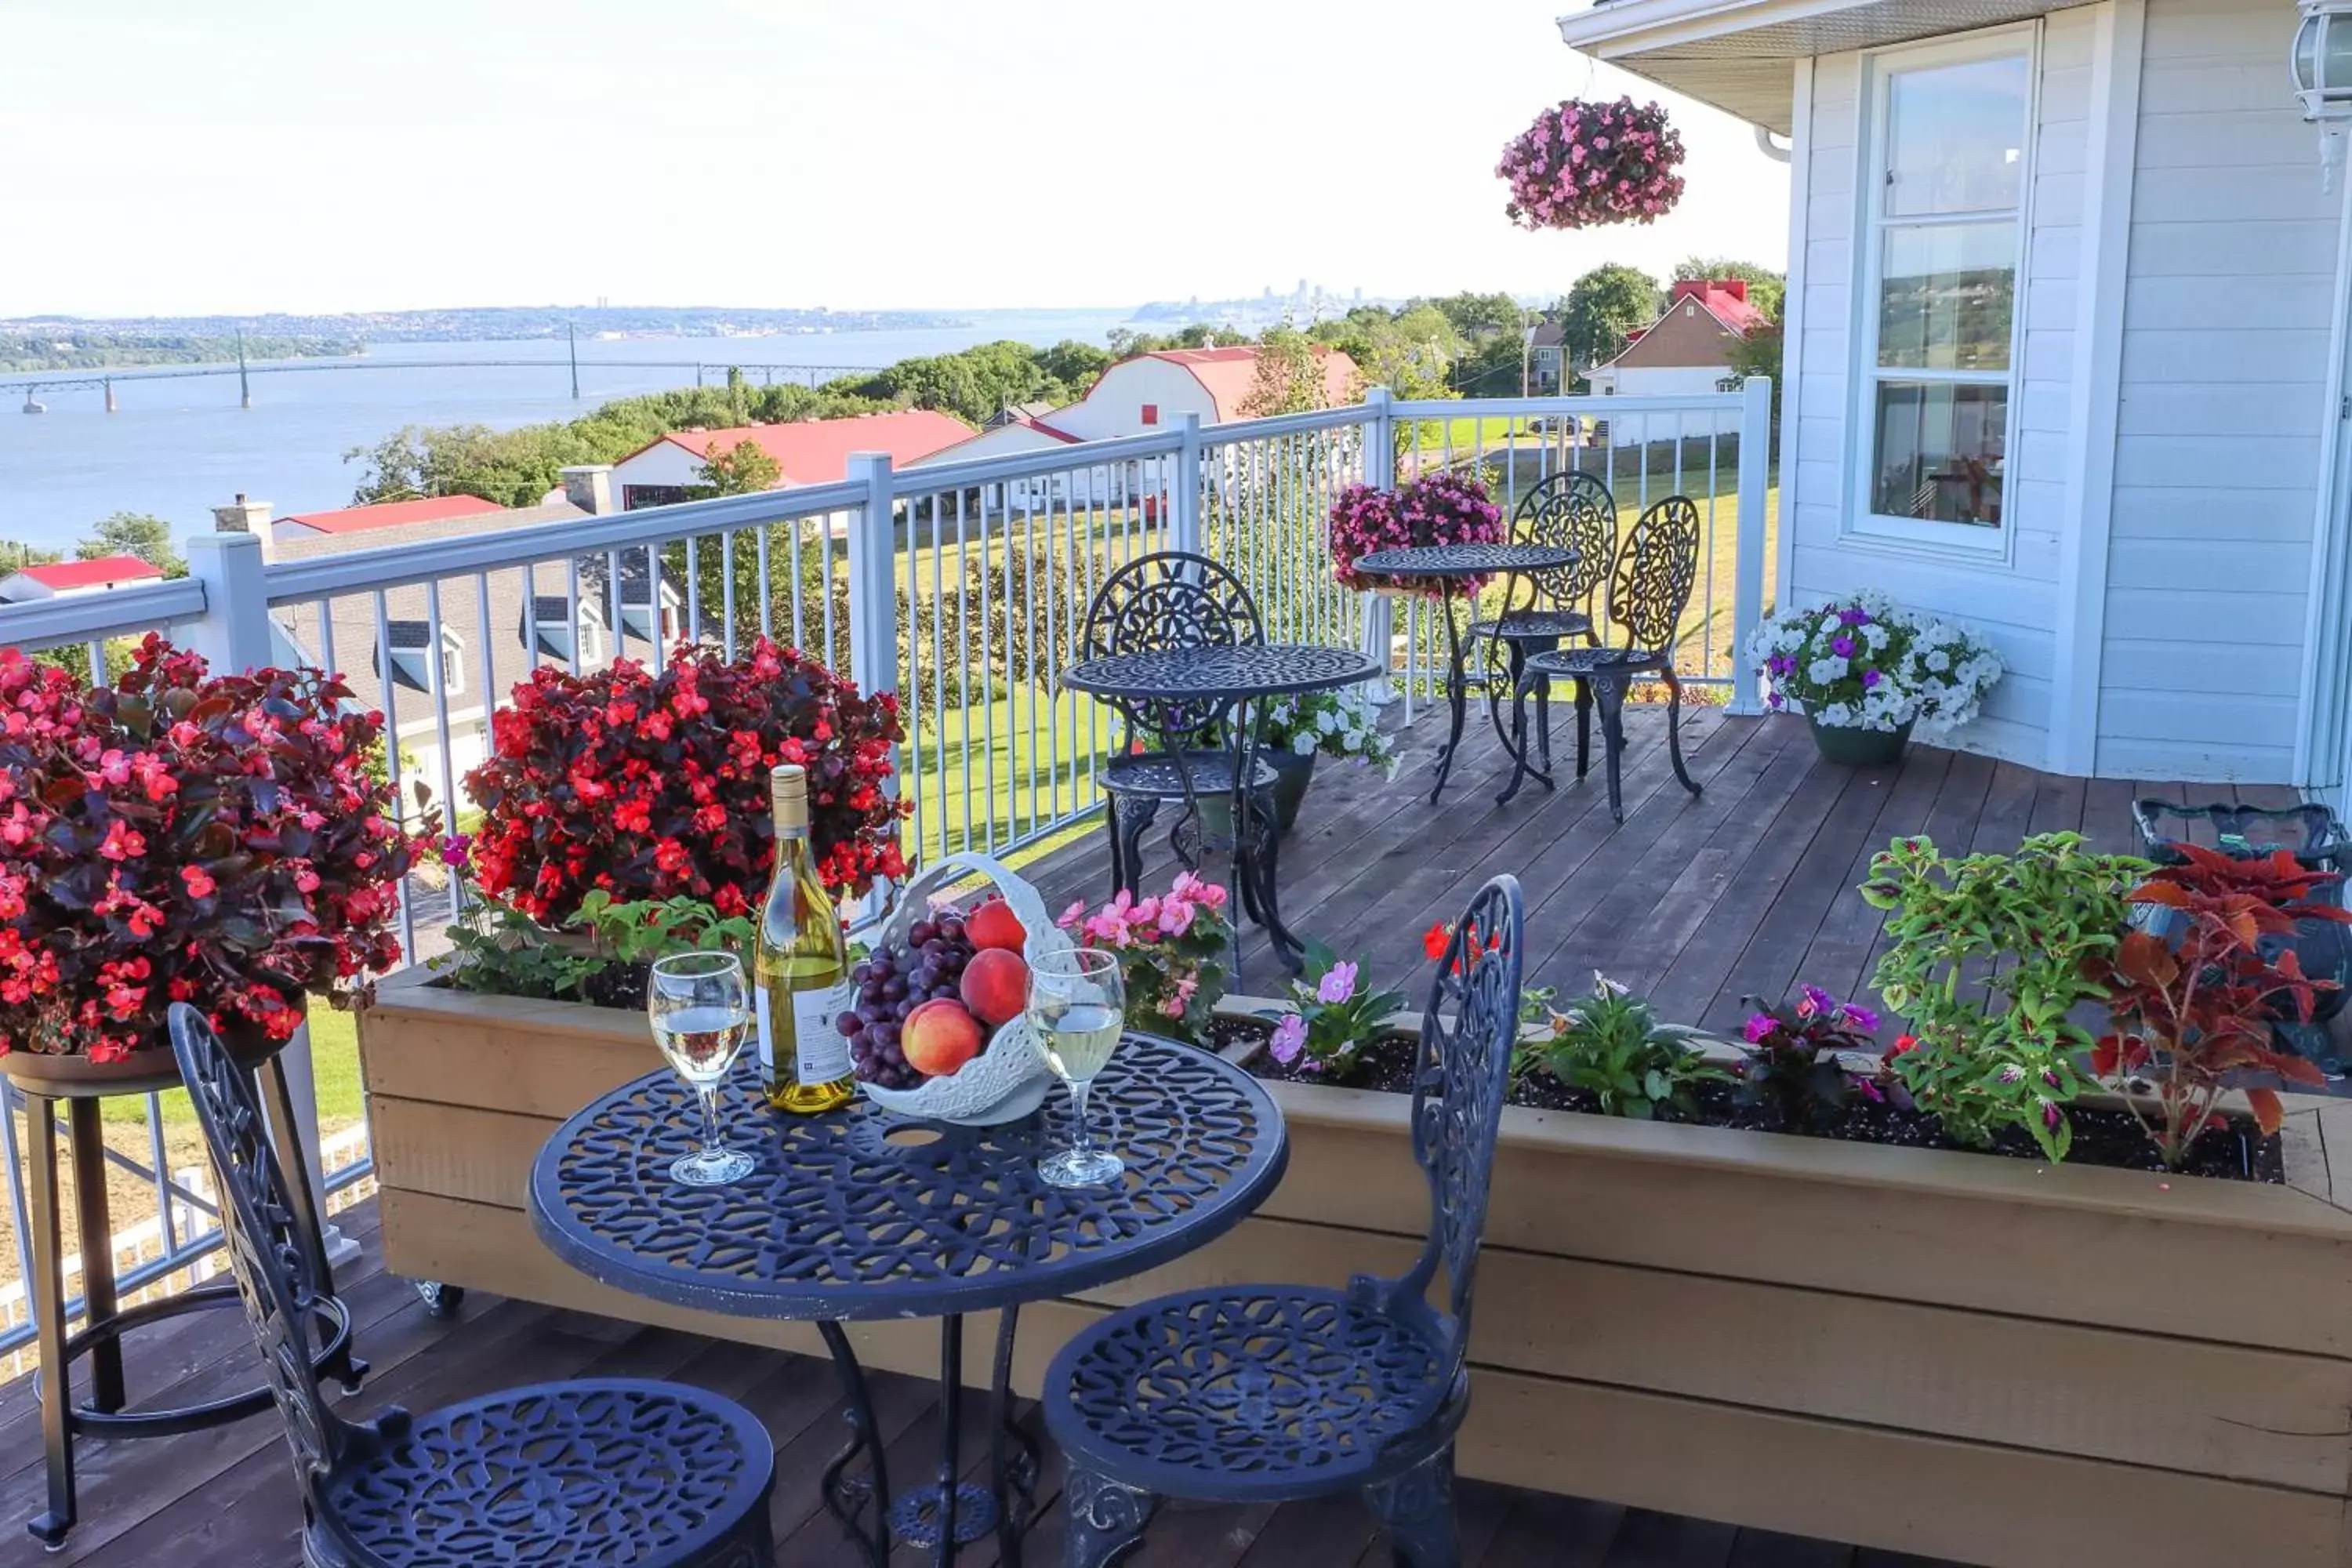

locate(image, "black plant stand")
[[10, 1047, 363, 1548]]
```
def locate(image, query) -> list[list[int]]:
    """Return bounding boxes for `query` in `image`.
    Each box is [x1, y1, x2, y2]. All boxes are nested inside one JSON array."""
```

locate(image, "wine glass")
[[647, 951, 756, 1187], [1027, 947, 1127, 1187]]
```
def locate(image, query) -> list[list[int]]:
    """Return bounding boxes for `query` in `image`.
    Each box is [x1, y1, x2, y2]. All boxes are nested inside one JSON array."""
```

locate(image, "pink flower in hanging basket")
[[1499, 96, 1686, 231]]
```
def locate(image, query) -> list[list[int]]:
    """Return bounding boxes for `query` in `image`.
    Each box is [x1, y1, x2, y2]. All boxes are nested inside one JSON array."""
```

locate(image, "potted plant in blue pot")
[[1749, 592, 2003, 766]]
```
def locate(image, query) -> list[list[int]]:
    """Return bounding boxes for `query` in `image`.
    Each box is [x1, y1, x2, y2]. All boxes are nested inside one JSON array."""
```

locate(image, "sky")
[[0, 0, 1791, 318]]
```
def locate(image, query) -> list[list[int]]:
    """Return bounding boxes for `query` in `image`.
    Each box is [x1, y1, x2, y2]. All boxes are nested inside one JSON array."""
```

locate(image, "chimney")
[[212, 492, 274, 562], [560, 464, 615, 516], [1721, 279, 1748, 302], [1671, 280, 1704, 305]]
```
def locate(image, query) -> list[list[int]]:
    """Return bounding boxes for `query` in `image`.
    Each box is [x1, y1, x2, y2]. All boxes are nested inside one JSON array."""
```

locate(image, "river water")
[[0, 308, 1141, 552]]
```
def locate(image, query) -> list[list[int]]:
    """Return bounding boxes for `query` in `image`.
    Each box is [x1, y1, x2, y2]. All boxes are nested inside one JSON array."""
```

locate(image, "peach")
[[967, 896, 1027, 953], [903, 998, 983, 1078], [960, 947, 1029, 1027]]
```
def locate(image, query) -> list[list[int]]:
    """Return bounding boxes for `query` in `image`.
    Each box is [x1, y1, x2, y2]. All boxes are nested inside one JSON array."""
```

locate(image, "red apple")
[[960, 947, 1029, 1027], [967, 895, 1027, 953], [903, 998, 983, 1078]]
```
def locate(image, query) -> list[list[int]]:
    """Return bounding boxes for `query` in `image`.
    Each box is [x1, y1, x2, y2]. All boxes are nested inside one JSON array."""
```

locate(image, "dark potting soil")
[[1243, 1031, 2286, 1185]]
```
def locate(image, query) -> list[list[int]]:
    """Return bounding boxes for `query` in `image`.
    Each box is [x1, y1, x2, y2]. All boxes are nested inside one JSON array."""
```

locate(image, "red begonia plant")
[[0, 637, 418, 1062], [464, 637, 907, 926]]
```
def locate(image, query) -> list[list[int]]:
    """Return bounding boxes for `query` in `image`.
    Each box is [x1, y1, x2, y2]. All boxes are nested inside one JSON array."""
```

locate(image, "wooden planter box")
[[361, 970, 2352, 1567]]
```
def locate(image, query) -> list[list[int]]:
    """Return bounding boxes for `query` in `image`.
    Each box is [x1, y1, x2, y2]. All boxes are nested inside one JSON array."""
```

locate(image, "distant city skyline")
[[4, 1, 1791, 319]]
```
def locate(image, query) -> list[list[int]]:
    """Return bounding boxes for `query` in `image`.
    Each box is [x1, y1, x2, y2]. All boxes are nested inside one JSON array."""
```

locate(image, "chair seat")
[[322, 1377, 775, 1567], [1102, 750, 1279, 799], [1043, 1285, 1448, 1504], [1523, 645, 1668, 681], [1467, 608, 1594, 644]]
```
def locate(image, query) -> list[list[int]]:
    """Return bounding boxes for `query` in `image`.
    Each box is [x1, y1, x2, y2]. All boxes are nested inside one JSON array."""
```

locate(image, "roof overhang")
[[1556, 0, 2100, 135]]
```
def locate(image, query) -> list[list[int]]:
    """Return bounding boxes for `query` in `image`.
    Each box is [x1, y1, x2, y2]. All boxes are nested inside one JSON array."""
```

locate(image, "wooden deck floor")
[[0, 1201, 1953, 1568], [1025, 701, 2267, 1033]]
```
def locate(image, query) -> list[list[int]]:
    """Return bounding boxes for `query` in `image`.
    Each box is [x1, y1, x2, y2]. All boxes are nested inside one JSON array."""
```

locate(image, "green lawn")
[[100, 998, 366, 1135]]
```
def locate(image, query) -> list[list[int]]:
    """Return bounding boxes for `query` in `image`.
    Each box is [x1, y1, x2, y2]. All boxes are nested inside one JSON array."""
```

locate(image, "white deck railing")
[[0, 379, 1770, 1347]]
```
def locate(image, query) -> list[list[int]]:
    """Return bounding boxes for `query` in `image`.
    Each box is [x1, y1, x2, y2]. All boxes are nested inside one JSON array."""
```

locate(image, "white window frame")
[[1847, 24, 2039, 560]]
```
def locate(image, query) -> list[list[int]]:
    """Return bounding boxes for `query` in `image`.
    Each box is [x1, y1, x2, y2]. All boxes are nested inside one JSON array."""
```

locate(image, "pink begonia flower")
[[1158, 898, 1195, 937], [1162, 993, 1188, 1018], [1316, 962, 1358, 1006], [1269, 1014, 1308, 1065], [1059, 898, 1088, 931]]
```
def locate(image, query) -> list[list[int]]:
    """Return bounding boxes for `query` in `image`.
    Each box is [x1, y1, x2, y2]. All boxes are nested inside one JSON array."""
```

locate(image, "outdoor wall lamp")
[[2292, 0, 2352, 189]]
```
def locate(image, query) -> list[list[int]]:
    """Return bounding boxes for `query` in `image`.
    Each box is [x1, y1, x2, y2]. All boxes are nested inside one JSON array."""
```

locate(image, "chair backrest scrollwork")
[[1512, 471, 1616, 619], [1607, 495, 1703, 656], [1080, 550, 1265, 748], [168, 1004, 370, 1532], [1353, 875, 1523, 1433]]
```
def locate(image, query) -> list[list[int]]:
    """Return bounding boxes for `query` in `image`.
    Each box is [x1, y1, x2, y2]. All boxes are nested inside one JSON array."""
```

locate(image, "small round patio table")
[[1060, 641, 1381, 971], [529, 1035, 1288, 1568], [1352, 543, 1581, 807]]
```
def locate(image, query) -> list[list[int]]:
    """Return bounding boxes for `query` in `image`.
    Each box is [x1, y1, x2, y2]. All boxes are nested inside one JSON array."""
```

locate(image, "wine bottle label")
[[792, 982, 858, 1086], [754, 983, 779, 1073]]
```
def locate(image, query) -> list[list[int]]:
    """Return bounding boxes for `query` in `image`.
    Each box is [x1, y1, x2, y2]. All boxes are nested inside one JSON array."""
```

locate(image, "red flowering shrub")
[[0, 637, 417, 1062], [465, 638, 907, 924]]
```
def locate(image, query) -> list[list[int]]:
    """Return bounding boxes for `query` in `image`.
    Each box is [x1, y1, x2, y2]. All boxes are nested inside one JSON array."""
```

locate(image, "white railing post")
[[1730, 376, 1773, 716], [1171, 412, 1204, 556], [181, 530, 273, 673], [1360, 387, 1398, 703], [845, 453, 900, 699]]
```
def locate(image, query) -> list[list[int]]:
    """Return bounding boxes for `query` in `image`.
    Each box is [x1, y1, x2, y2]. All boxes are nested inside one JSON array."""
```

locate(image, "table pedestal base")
[[818, 1308, 1043, 1568]]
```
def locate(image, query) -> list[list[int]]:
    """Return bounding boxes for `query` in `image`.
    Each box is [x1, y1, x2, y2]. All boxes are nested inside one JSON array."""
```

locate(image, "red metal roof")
[[15, 556, 165, 590], [282, 495, 506, 535], [1144, 346, 1361, 423], [651, 408, 975, 483], [1670, 279, 1769, 334], [1011, 415, 1082, 444]]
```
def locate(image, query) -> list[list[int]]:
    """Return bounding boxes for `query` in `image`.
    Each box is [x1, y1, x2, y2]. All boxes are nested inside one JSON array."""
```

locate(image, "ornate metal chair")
[[1466, 470, 1617, 774], [1080, 550, 1276, 897], [1041, 875, 1526, 1568], [167, 1004, 778, 1568], [1522, 495, 1706, 824]]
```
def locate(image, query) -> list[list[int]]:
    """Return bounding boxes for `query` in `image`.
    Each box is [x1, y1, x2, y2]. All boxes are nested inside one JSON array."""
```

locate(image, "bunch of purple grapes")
[[839, 913, 976, 1089]]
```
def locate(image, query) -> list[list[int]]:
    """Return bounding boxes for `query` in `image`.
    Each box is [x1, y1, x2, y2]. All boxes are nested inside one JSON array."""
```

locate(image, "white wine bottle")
[[753, 764, 856, 1113]]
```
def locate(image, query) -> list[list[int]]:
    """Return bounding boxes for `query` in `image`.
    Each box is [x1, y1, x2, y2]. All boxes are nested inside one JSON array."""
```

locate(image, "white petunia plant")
[[1749, 591, 2003, 735], [1258, 688, 1401, 778]]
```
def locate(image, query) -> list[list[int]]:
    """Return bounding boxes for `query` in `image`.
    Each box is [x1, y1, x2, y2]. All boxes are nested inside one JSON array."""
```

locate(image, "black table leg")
[[1429, 594, 1470, 804], [27, 1094, 70, 1550], [1236, 774, 1305, 973], [991, 1305, 1042, 1568], [67, 1101, 124, 1417], [818, 1319, 892, 1567]]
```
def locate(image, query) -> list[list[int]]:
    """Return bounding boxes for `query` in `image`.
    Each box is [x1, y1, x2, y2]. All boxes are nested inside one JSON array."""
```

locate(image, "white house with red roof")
[[606, 408, 973, 510], [907, 411, 1092, 510], [1584, 279, 1771, 434], [0, 555, 165, 604], [1044, 346, 1361, 443]]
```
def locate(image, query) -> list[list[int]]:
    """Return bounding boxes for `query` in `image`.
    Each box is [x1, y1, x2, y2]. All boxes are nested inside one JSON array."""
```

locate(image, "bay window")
[[1856, 37, 2032, 547]]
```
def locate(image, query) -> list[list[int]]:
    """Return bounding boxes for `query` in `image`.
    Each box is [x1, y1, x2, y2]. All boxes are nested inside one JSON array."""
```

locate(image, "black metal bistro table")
[[1060, 641, 1381, 971], [1352, 543, 1581, 807], [529, 1036, 1288, 1568]]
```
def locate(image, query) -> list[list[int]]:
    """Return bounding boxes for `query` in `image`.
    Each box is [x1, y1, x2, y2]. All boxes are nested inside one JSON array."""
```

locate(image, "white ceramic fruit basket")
[[856, 851, 1067, 1126]]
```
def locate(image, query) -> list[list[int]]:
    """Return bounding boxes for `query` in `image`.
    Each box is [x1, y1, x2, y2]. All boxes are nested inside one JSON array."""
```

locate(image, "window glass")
[[1870, 382, 2008, 527], [1885, 55, 2030, 216], [1877, 222, 2017, 372]]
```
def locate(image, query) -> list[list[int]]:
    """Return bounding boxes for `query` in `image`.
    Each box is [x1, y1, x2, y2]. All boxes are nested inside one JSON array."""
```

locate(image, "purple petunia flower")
[[1861, 669, 1882, 688], [1799, 983, 1838, 1018], [1841, 1003, 1881, 1033], [1744, 1014, 1777, 1044], [1831, 636, 1857, 659], [1839, 608, 1871, 627]]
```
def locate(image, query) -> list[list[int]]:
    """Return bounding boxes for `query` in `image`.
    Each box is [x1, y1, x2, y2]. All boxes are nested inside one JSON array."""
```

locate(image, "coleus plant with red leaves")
[[464, 637, 907, 927], [2091, 844, 2350, 1169], [0, 637, 419, 1062]]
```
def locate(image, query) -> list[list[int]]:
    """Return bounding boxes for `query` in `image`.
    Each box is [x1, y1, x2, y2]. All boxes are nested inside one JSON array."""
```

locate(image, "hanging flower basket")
[[1328, 473, 1505, 599], [1499, 96, 1686, 230]]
